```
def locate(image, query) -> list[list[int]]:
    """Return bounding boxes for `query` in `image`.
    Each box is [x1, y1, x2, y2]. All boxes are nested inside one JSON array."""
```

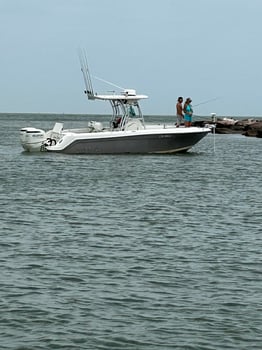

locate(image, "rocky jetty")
[[242, 121, 262, 138], [193, 118, 262, 137]]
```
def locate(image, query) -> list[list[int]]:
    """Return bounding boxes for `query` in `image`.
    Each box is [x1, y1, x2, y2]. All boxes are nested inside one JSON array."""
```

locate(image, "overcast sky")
[[1, 0, 262, 116]]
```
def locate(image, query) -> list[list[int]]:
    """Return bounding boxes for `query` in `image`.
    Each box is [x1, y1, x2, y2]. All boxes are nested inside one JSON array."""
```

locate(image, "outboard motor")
[[20, 127, 46, 152]]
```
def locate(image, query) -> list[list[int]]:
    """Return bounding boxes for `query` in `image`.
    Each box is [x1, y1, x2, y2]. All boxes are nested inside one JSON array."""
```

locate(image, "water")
[[1, 113, 261, 349]]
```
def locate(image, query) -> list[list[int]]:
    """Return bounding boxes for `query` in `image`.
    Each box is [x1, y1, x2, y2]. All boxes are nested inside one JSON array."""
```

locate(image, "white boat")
[[20, 52, 210, 154]]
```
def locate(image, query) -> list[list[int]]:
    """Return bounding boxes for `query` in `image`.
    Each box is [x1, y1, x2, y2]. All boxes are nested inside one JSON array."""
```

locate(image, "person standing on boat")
[[176, 97, 184, 127], [184, 98, 193, 127]]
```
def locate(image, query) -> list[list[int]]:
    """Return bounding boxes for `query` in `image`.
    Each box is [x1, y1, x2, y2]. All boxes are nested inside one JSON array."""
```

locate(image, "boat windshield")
[[110, 99, 144, 129]]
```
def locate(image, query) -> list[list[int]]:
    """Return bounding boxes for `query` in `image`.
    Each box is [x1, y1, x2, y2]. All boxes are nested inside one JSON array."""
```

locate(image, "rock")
[[243, 121, 262, 138], [193, 117, 262, 137], [215, 118, 242, 134]]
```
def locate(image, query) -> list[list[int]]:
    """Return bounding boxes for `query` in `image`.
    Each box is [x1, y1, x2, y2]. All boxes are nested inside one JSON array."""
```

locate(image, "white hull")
[[20, 123, 210, 154]]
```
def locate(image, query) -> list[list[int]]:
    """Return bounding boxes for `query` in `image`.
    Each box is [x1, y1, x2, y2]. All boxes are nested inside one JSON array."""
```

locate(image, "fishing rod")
[[193, 97, 221, 108]]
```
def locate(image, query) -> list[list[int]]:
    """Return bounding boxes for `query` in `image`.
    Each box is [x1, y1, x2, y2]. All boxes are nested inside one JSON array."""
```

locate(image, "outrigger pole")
[[93, 76, 125, 91], [78, 49, 95, 99]]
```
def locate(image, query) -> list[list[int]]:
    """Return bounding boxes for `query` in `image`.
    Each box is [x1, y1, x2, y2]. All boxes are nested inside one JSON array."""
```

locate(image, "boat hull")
[[46, 129, 209, 154]]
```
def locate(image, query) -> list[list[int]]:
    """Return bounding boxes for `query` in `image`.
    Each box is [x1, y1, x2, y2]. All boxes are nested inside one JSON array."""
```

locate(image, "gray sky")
[[1, 0, 261, 116]]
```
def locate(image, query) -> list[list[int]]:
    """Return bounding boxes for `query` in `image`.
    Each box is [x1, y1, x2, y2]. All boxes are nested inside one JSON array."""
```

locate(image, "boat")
[[20, 52, 210, 154]]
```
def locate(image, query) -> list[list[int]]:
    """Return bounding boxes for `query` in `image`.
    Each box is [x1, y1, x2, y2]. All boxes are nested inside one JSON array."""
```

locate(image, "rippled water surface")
[[1, 114, 261, 349]]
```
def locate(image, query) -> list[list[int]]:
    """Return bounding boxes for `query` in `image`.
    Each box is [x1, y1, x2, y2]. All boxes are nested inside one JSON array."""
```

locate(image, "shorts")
[[176, 114, 183, 125]]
